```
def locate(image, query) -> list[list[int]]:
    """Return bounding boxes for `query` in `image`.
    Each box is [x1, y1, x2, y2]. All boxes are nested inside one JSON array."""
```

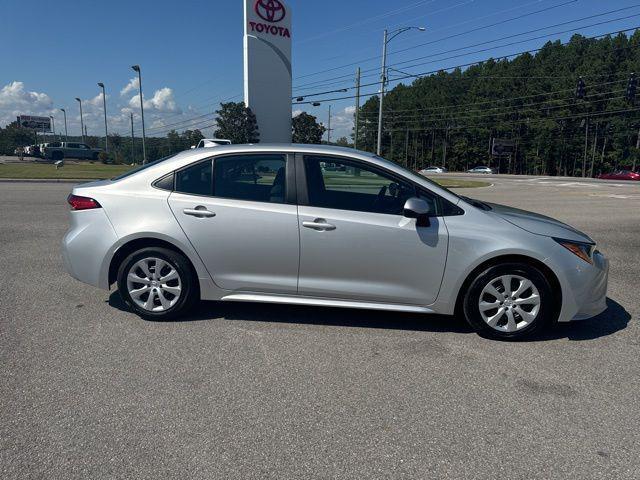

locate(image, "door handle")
[[302, 220, 336, 231], [183, 207, 216, 218]]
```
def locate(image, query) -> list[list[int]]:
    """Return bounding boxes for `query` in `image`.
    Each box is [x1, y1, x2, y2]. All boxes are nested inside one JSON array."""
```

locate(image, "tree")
[[0, 121, 36, 155], [292, 112, 326, 144], [214, 102, 260, 144], [335, 136, 351, 147]]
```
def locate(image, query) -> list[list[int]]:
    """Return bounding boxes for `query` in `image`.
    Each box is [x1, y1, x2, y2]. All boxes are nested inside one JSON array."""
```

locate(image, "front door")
[[297, 154, 448, 306], [168, 153, 299, 294]]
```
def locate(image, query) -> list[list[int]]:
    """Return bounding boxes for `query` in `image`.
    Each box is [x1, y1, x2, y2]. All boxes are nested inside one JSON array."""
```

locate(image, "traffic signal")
[[626, 73, 637, 105], [576, 76, 586, 100]]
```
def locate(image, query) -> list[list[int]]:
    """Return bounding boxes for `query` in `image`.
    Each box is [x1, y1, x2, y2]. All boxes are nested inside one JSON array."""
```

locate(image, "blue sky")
[[2, 0, 640, 139]]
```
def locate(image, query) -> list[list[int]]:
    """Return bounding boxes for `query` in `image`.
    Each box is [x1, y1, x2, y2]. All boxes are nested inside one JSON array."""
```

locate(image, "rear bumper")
[[61, 209, 118, 290]]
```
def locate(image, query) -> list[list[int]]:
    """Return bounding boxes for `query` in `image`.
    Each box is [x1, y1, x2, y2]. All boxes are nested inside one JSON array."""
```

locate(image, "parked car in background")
[[596, 170, 640, 181], [62, 144, 608, 340], [419, 166, 448, 174], [191, 138, 232, 149], [42, 142, 102, 161], [467, 166, 494, 174]]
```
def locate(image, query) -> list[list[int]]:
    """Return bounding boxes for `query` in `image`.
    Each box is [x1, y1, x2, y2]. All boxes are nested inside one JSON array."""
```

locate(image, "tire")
[[462, 262, 556, 340], [117, 247, 199, 321]]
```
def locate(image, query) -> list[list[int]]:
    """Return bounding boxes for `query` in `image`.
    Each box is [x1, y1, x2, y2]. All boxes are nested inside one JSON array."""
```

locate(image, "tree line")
[[354, 31, 640, 175]]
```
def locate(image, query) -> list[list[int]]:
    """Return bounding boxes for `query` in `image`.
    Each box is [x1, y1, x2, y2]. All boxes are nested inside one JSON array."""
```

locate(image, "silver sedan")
[[62, 144, 609, 340]]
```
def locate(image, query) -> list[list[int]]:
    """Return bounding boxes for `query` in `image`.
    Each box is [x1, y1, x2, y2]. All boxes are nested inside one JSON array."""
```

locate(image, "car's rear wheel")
[[463, 263, 555, 340], [117, 247, 198, 320]]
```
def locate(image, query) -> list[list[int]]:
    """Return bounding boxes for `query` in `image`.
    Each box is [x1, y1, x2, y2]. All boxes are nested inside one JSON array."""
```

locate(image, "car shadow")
[[108, 292, 630, 340]]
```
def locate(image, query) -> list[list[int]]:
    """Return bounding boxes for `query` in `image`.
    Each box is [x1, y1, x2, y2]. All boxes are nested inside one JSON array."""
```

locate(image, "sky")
[[1, 0, 640, 141]]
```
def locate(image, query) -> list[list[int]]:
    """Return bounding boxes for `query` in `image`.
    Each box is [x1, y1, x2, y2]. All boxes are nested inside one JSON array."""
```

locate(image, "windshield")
[[111, 154, 178, 181], [373, 155, 462, 200]]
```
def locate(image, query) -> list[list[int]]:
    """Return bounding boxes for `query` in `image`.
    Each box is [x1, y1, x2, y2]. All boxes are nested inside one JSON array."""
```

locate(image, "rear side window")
[[213, 154, 287, 204], [175, 161, 212, 196]]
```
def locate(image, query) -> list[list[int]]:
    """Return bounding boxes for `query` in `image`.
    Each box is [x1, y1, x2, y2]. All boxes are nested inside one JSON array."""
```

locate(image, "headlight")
[[553, 238, 595, 265]]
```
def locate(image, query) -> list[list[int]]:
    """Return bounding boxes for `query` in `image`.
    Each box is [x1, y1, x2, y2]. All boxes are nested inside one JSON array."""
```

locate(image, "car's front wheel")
[[463, 263, 556, 340], [117, 247, 198, 320]]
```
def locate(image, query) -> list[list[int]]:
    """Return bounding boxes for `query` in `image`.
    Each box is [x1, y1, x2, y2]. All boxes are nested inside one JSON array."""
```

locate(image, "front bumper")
[[570, 251, 609, 320]]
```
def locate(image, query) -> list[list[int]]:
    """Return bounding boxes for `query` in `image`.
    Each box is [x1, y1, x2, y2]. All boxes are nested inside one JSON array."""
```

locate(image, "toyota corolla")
[[62, 144, 609, 339]]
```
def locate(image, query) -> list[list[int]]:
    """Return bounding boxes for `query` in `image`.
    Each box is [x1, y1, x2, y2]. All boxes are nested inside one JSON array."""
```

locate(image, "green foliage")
[[355, 32, 640, 175], [214, 102, 260, 144], [0, 121, 35, 155], [292, 112, 326, 144]]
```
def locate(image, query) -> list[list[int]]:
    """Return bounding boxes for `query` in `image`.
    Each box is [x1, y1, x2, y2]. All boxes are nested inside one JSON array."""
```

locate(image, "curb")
[[0, 178, 92, 184]]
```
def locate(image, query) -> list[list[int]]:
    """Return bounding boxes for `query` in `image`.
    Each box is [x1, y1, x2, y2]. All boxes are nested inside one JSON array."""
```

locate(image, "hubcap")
[[126, 257, 182, 312], [478, 275, 541, 333]]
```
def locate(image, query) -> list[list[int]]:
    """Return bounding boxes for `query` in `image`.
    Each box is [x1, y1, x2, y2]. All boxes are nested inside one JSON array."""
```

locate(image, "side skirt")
[[219, 293, 435, 314]]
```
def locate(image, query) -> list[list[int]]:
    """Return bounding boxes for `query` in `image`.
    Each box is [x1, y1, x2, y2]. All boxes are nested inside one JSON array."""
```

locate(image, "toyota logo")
[[255, 0, 286, 23]]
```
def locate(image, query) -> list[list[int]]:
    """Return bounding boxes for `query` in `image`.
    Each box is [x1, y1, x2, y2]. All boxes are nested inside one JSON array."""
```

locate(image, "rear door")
[[168, 152, 300, 294], [296, 154, 449, 306]]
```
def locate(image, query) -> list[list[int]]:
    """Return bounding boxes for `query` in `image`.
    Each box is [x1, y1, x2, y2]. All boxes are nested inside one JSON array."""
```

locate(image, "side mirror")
[[403, 197, 433, 227]]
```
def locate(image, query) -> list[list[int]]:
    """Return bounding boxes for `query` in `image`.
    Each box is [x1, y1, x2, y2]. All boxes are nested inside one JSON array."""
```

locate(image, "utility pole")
[[98, 82, 108, 152], [376, 26, 426, 156], [130, 113, 135, 164], [635, 125, 640, 172], [377, 29, 388, 156], [354, 67, 360, 150], [404, 128, 409, 167], [582, 117, 589, 177], [590, 122, 598, 178], [327, 105, 332, 144], [84, 125, 88, 141]]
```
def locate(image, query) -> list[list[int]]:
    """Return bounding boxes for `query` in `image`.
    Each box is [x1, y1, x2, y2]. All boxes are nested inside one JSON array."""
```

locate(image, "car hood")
[[486, 202, 594, 244]]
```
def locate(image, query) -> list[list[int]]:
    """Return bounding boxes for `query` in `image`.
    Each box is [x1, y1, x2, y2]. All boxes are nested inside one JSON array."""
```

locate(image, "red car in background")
[[597, 170, 640, 181]]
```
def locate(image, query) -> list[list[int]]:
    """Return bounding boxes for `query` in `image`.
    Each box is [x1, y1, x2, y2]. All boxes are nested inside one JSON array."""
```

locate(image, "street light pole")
[[130, 112, 135, 164], [60, 108, 68, 141], [376, 26, 425, 156], [98, 82, 108, 152], [50, 116, 56, 141], [131, 65, 147, 164], [327, 105, 332, 144], [75, 97, 85, 143]]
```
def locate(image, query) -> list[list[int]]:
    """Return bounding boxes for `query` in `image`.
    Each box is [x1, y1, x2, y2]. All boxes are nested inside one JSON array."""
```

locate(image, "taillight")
[[67, 194, 101, 211]]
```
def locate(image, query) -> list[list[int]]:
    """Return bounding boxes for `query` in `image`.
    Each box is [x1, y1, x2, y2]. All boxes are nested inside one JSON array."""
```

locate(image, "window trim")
[[163, 152, 295, 205], [296, 153, 463, 217]]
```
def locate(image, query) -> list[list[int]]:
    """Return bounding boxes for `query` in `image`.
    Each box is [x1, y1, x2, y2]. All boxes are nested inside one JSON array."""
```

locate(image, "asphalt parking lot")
[[1, 177, 639, 479]]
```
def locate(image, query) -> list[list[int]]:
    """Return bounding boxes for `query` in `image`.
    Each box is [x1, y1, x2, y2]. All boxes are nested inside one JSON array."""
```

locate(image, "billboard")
[[244, 0, 292, 143], [17, 115, 51, 132]]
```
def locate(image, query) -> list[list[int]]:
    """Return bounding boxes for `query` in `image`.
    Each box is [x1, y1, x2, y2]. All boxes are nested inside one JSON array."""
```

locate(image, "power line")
[[292, 27, 640, 104], [294, 12, 640, 94]]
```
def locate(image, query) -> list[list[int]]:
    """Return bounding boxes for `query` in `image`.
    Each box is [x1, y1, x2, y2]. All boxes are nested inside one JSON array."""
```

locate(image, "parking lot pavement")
[[1, 180, 639, 480]]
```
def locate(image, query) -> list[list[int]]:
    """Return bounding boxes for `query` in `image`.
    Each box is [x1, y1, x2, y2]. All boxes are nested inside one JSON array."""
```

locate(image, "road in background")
[[1, 179, 638, 479]]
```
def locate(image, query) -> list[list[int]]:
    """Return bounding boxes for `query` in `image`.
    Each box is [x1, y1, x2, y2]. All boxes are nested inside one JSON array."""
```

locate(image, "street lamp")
[[131, 65, 147, 164], [377, 26, 426, 156], [97, 82, 108, 152], [75, 97, 85, 143], [60, 108, 68, 141]]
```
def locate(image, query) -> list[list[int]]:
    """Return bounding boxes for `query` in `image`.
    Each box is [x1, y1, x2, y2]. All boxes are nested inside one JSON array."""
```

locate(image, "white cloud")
[[330, 105, 356, 140], [0, 81, 53, 125], [129, 87, 181, 113], [292, 109, 303, 118], [120, 77, 139, 96]]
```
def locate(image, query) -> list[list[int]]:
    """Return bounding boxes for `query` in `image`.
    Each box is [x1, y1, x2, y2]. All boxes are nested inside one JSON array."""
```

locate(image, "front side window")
[[213, 154, 287, 204], [175, 160, 212, 196], [304, 155, 427, 215]]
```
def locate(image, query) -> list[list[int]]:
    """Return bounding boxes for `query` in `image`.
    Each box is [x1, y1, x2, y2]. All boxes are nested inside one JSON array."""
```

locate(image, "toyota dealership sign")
[[244, 0, 292, 143]]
